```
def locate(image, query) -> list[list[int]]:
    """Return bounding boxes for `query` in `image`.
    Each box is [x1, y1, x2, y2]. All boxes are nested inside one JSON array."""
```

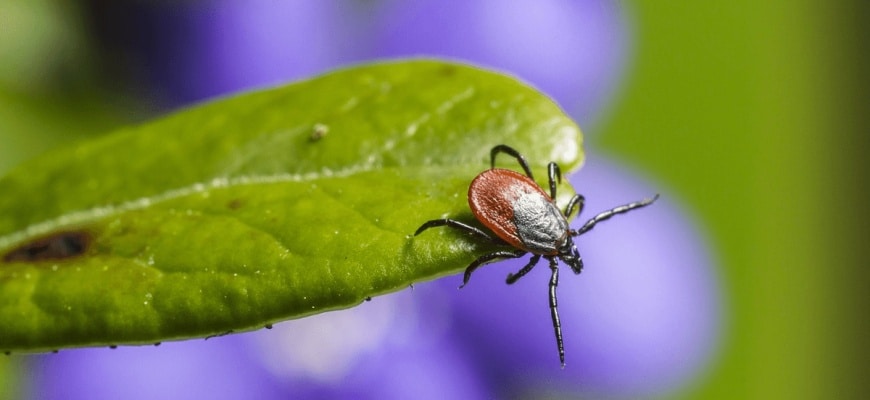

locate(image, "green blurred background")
[[598, 2, 869, 398], [1, 1, 867, 398]]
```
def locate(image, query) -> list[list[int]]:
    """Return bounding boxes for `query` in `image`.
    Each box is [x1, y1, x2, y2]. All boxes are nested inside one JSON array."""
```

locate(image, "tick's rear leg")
[[461, 250, 526, 288], [415, 219, 504, 245], [506, 254, 542, 284]]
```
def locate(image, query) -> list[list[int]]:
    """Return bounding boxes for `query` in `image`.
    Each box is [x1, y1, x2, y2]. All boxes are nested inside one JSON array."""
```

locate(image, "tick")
[[415, 144, 658, 367]]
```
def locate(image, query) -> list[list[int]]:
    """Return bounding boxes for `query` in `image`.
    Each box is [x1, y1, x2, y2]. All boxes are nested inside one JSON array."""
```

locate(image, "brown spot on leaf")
[[439, 65, 457, 76], [227, 198, 244, 210], [3, 230, 92, 263]]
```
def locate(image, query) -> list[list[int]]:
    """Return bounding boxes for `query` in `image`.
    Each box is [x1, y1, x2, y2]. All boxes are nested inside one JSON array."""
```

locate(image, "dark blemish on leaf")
[[309, 123, 329, 142], [154, 342, 161, 346], [2, 230, 92, 263], [52, 350, 59, 354], [439, 65, 457, 76], [109, 345, 117, 349], [227, 198, 244, 210], [264, 324, 273, 329], [4, 351, 10, 356], [365, 296, 372, 302]]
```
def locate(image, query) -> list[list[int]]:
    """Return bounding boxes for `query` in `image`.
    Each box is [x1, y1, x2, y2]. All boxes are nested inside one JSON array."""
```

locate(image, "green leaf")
[[0, 59, 583, 352]]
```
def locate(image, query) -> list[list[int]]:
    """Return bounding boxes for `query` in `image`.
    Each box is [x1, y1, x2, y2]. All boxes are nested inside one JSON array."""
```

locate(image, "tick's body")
[[415, 144, 657, 367], [470, 169, 569, 255]]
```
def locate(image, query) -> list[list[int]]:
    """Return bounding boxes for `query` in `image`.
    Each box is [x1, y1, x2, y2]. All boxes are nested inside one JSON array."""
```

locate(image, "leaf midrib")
[[0, 164, 481, 250]]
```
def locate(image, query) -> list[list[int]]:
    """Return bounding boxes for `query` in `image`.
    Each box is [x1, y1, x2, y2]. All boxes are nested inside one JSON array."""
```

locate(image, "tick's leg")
[[460, 250, 526, 288], [547, 162, 561, 199], [575, 194, 659, 236], [506, 254, 542, 284], [491, 144, 534, 180], [415, 219, 504, 245], [564, 194, 584, 219], [546, 257, 566, 368]]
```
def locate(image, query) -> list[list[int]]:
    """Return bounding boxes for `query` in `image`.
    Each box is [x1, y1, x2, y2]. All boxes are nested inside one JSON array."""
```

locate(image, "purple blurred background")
[[25, 1, 721, 398]]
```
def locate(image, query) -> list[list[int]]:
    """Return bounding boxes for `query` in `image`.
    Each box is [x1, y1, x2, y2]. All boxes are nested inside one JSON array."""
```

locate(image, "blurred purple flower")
[[375, 0, 629, 126], [29, 336, 284, 400], [190, 1, 373, 100], [143, 0, 627, 127], [26, 1, 721, 399]]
